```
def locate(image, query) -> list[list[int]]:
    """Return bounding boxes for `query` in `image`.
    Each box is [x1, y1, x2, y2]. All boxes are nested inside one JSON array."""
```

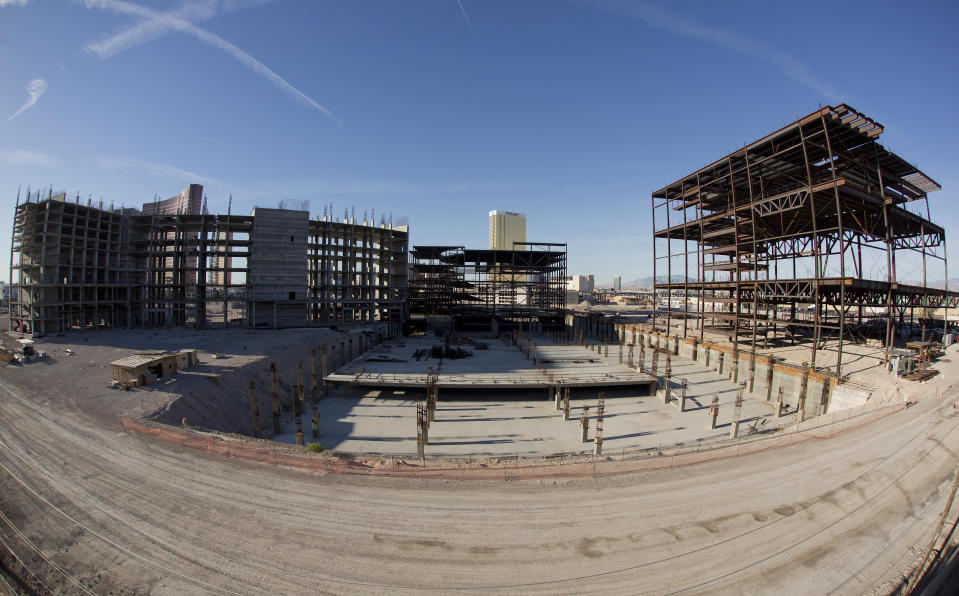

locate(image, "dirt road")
[[1, 372, 957, 595]]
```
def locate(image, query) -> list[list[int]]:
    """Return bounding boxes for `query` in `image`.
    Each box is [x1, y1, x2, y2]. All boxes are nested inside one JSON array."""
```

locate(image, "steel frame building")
[[652, 104, 958, 380], [10, 191, 408, 334], [409, 243, 567, 327]]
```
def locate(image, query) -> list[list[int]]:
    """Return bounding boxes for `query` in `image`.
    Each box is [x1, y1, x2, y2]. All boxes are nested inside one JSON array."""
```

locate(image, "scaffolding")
[[652, 104, 959, 381], [409, 243, 567, 328]]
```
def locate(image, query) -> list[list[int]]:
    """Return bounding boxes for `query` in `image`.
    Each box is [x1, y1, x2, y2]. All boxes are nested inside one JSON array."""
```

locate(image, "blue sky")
[[1, 0, 958, 284]]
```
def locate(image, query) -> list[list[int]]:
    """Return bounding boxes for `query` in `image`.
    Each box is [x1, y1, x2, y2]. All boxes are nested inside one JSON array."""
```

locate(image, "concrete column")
[[798, 361, 810, 423], [580, 406, 590, 442], [248, 381, 261, 439], [594, 437, 603, 456], [708, 397, 719, 429], [297, 362, 305, 405], [604, 345, 608, 358], [311, 411, 320, 439], [321, 345, 329, 396], [776, 386, 784, 417], [310, 348, 318, 394], [718, 352, 724, 375], [705, 346, 710, 368], [765, 356, 774, 402], [563, 388, 571, 421], [618, 344, 623, 364], [679, 378, 687, 412], [270, 362, 281, 435], [294, 386, 304, 446], [554, 385, 562, 411]]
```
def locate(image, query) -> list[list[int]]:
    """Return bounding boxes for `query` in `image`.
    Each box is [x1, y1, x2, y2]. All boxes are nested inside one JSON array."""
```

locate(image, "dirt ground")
[[1, 323, 958, 594]]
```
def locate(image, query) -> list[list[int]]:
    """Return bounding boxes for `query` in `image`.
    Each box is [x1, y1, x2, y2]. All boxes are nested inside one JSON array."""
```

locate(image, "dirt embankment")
[[149, 328, 375, 435]]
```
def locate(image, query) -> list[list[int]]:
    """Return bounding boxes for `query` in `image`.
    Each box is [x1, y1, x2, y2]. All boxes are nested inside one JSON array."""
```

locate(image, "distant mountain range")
[[595, 277, 959, 291], [596, 275, 690, 290]]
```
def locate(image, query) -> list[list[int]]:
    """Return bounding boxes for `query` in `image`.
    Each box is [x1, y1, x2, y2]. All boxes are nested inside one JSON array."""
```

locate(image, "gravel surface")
[[1, 327, 958, 594]]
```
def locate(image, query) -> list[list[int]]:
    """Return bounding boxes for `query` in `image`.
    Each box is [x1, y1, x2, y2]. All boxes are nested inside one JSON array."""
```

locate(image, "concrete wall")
[[250, 208, 309, 328]]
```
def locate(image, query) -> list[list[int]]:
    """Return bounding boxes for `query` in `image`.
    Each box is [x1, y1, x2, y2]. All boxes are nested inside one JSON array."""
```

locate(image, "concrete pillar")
[[705, 346, 710, 368], [417, 441, 425, 458], [679, 378, 687, 412], [619, 343, 623, 364], [765, 356, 774, 402], [321, 345, 329, 396], [776, 386, 784, 418], [297, 362, 305, 405], [554, 385, 562, 411], [563, 388, 571, 421], [718, 352, 724, 376], [594, 438, 603, 456], [311, 411, 320, 439], [248, 381, 261, 439], [294, 386, 304, 446], [708, 397, 719, 429], [270, 362, 281, 435], [580, 405, 590, 442], [604, 345, 608, 358], [310, 348, 318, 395], [798, 361, 810, 423], [730, 418, 740, 439]]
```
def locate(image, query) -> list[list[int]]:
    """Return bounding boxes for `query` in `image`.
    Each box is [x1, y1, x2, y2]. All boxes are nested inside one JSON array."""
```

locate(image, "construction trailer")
[[110, 349, 198, 387], [10, 189, 409, 334], [651, 104, 959, 381], [409, 243, 567, 330]]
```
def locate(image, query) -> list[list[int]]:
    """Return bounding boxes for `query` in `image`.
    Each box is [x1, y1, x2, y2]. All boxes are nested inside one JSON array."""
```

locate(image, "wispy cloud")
[[456, 0, 475, 38], [96, 154, 221, 186], [6, 79, 48, 123], [82, 0, 339, 123], [571, 0, 840, 100], [197, 135, 218, 144], [0, 149, 56, 167], [0, 0, 31, 7]]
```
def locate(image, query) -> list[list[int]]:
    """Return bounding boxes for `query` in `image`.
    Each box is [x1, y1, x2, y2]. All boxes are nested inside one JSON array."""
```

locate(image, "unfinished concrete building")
[[409, 243, 567, 330], [10, 188, 409, 335], [652, 104, 958, 380]]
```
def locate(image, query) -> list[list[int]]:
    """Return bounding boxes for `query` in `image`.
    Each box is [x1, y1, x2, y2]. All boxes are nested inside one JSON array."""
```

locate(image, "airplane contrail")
[[6, 78, 47, 123], [83, 0, 340, 124]]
